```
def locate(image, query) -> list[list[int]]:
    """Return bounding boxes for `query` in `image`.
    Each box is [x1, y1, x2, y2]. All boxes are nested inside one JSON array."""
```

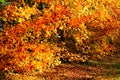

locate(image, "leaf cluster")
[[0, 0, 120, 73]]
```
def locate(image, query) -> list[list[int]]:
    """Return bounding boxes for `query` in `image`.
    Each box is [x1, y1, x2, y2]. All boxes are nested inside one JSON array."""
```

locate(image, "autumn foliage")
[[0, 0, 120, 73]]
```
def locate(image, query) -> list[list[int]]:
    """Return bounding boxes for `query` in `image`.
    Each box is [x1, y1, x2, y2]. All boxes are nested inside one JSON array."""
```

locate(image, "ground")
[[2, 50, 120, 80], [39, 53, 120, 80]]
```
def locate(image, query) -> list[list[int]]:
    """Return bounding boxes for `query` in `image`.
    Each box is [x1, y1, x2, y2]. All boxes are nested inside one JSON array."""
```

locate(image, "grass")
[[84, 60, 120, 80]]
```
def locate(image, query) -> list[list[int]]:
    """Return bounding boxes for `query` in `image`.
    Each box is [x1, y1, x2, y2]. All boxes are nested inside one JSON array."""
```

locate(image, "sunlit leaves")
[[0, 2, 39, 24], [0, 0, 120, 74]]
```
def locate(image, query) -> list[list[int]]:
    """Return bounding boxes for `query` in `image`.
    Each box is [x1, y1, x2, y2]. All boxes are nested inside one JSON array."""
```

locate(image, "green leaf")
[[0, 0, 5, 3]]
